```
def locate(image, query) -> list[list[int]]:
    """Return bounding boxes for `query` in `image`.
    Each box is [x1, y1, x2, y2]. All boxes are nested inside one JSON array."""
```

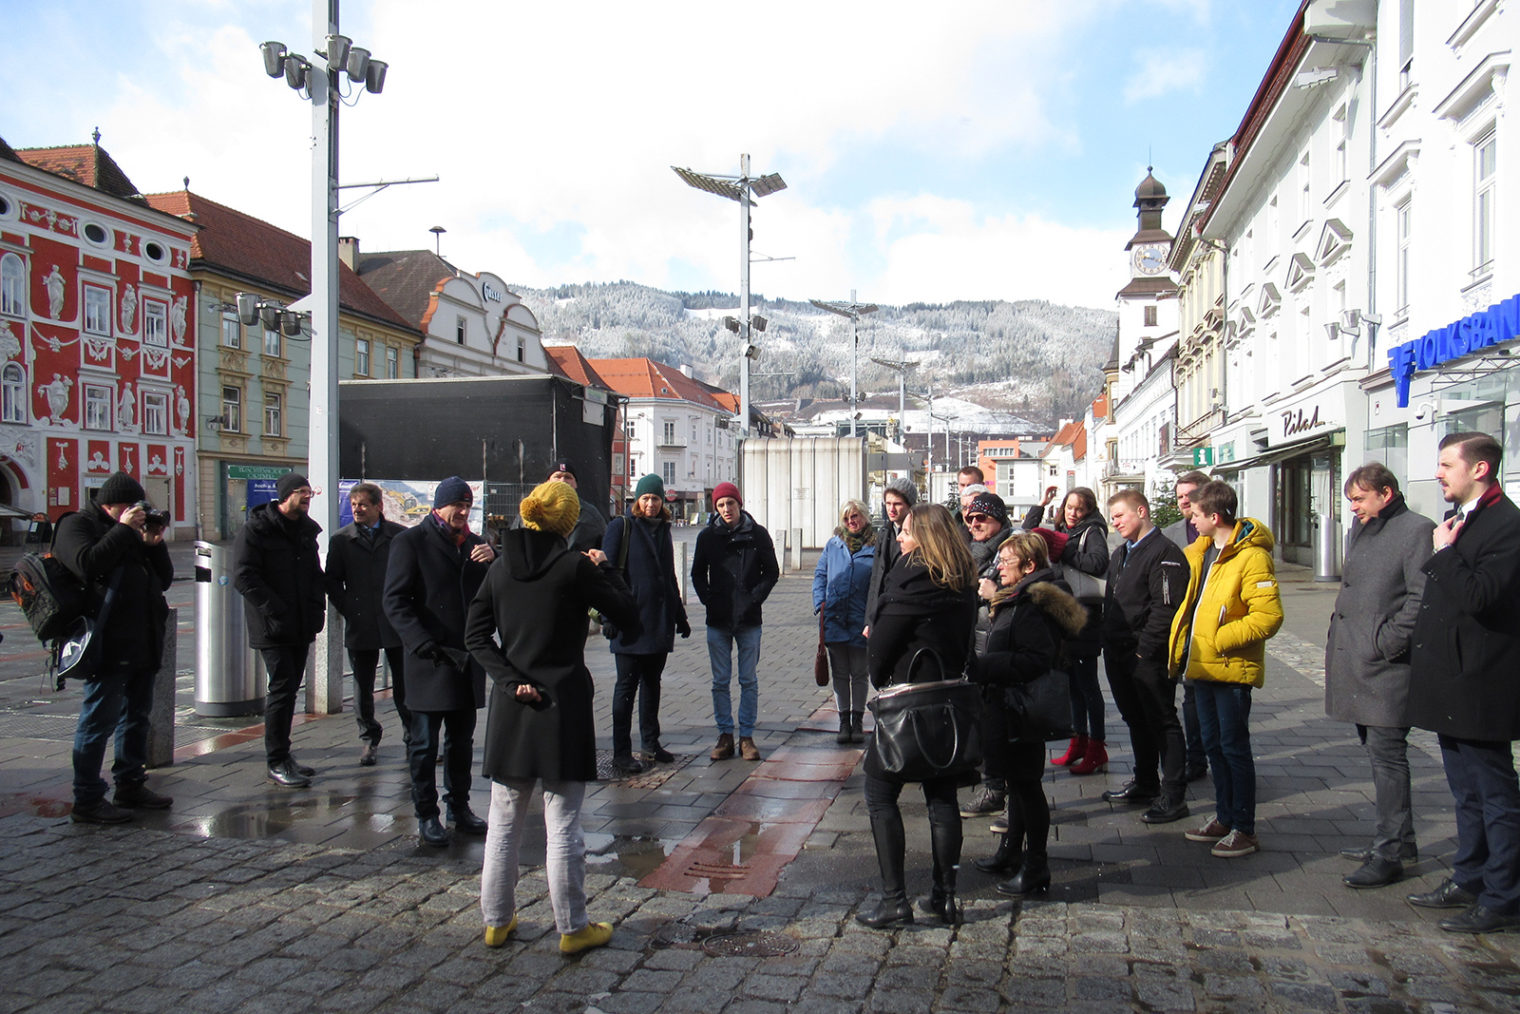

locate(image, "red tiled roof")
[[587, 357, 730, 413], [1043, 420, 1086, 459], [143, 191, 416, 332], [16, 143, 143, 200], [544, 345, 612, 389]]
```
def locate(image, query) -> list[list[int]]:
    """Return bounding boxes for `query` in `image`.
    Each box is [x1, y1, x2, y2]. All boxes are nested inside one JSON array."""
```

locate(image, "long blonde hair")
[[903, 503, 976, 591]]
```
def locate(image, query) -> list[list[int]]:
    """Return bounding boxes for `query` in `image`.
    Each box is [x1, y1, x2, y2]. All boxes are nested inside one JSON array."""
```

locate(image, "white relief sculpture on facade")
[[118, 381, 136, 431], [44, 266, 65, 319], [175, 384, 191, 436], [37, 373, 71, 423], [0, 324, 19, 362], [120, 285, 137, 333]]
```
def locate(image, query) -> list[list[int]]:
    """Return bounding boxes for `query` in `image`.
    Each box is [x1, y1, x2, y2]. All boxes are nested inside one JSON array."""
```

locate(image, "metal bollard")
[[674, 540, 690, 602], [791, 528, 803, 571], [147, 607, 176, 768]]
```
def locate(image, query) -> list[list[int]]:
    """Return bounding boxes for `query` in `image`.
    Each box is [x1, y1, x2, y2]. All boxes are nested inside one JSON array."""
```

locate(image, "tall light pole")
[[811, 291, 878, 437], [672, 155, 786, 441], [260, 2, 387, 711], [871, 357, 916, 437]]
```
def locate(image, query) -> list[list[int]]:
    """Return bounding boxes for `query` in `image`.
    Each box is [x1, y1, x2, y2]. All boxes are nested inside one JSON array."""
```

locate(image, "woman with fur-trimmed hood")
[[970, 531, 1088, 899]]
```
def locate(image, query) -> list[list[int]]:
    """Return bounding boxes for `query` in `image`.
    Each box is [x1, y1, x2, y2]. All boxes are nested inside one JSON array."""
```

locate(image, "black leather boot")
[[858, 813, 913, 929], [919, 806, 963, 925], [996, 851, 1051, 897], [849, 712, 864, 743], [837, 714, 852, 745], [973, 832, 1022, 875]]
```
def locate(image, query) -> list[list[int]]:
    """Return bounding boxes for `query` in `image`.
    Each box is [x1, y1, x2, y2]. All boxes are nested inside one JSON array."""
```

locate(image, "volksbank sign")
[[1389, 292, 1520, 407]]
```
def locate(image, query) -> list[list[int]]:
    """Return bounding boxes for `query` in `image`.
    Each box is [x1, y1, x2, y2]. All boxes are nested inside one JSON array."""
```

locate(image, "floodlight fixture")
[[723, 316, 741, 333], [745, 345, 761, 361], [751, 173, 788, 198], [284, 53, 311, 91], [324, 34, 352, 73], [365, 59, 388, 94], [280, 310, 304, 337], [236, 292, 261, 326], [671, 166, 744, 202], [261, 41, 287, 77], [810, 292, 879, 437], [346, 46, 371, 82], [259, 304, 282, 331], [751, 315, 767, 332]]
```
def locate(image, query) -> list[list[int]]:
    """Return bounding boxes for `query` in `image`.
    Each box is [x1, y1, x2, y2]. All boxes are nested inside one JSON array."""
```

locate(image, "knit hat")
[[97, 470, 146, 506], [1030, 526, 1069, 561], [966, 491, 1009, 528], [519, 480, 579, 537], [433, 475, 472, 508], [547, 459, 578, 480], [634, 473, 665, 499], [883, 477, 919, 506], [276, 472, 309, 502], [712, 481, 742, 507]]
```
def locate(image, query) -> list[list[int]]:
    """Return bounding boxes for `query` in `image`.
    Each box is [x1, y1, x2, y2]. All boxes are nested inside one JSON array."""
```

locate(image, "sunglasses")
[[965, 513, 993, 524]]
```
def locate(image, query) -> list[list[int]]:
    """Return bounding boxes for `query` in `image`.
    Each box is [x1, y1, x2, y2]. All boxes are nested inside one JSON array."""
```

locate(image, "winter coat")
[[325, 519, 405, 651], [601, 512, 687, 655], [866, 554, 978, 689], [691, 510, 779, 631], [1168, 518, 1284, 687], [812, 528, 876, 647], [1324, 497, 1434, 728], [466, 528, 639, 783], [382, 517, 491, 712], [233, 501, 325, 649], [973, 567, 1088, 744], [53, 504, 173, 671], [862, 553, 978, 782], [1408, 487, 1520, 741], [864, 511, 906, 629], [1023, 505, 1109, 655], [1103, 526, 1189, 662]]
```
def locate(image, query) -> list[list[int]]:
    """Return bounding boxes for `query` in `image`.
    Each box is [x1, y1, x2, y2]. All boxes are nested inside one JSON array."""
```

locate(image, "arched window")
[[1, 363, 26, 423], [0, 253, 24, 318]]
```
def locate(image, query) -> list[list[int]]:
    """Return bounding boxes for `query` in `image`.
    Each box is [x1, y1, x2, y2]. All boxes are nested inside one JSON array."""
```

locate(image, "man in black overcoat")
[[383, 476, 495, 846], [1406, 432, 1520, 933]]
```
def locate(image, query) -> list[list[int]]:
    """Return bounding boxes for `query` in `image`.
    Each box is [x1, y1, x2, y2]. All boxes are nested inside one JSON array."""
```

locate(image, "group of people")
[[60, 427, 1520, 949]]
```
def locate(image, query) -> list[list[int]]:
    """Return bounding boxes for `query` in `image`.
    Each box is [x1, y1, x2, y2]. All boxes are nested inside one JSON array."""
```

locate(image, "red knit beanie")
[[712, 481, 742, 507]]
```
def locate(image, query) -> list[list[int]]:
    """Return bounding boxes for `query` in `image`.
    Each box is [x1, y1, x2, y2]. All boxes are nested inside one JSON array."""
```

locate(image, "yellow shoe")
[[559, 921, 613, 955], [483, 915, 517, 948]]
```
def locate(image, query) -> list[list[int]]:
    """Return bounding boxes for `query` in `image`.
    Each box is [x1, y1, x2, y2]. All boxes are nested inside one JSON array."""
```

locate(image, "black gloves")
[[676, 619, 691, 639]]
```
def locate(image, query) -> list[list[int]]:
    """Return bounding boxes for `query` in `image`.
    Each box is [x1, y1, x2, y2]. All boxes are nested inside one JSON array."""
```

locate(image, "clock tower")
[[1111, 167, 1180, 469], [1120, 168, 1177, 288]]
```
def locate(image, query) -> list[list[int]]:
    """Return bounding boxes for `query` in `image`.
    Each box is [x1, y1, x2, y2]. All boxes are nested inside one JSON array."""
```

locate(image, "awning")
[[1213, 433, 1339, 473]]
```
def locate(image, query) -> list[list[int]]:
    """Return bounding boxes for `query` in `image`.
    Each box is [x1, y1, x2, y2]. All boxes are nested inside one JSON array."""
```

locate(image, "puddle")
[[586, 833, 680, 878], [177, 791, 366, 839]]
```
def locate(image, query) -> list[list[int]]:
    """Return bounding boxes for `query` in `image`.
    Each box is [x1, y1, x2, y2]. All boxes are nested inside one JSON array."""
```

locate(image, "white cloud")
[[1123, 47, 1208, 104]]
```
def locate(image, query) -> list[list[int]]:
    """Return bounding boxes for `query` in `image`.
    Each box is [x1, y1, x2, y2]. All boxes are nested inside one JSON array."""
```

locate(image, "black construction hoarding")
[[338, 375, 615, 532]]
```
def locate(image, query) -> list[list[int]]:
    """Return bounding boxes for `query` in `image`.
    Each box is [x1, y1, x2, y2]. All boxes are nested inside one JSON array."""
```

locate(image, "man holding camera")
[[56, 471, 174, 823], [235, 472, 327, 788]]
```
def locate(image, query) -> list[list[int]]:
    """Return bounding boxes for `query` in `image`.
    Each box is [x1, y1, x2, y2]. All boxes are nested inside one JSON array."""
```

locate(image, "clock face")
[[1132, 243, 1169, 276]]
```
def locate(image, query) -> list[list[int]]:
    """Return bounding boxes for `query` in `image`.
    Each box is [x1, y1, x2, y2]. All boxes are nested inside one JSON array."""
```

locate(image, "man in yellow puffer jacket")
[[1167, 480, 1284, 859]]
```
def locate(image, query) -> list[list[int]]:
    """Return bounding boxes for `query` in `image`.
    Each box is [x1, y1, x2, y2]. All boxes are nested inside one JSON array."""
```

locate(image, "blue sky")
[[1, 0, 1303, 309]]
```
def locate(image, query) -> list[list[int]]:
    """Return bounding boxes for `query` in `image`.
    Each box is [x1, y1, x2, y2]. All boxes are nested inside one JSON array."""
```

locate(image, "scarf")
[[431, 509, 469, 547], [841, 521, 877, 555]]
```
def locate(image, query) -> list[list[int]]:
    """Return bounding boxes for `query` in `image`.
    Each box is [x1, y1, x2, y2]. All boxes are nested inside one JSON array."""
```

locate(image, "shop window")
[[1, 363, 25, 423], [142, 390, 168, 435], [264, 392, 283, 437], [143, 301, 167, 347], [221, 386, 242, 433], [1364, 423, 1408, 482], [221, 313, 241, 349], [84, 285, 111, 336], [83, 384, 112, 430], [0, 253, 23, 317], [355, 338, 370, 376], [1445, 401, 1503, 442], [1474, 131, 1496, 276]]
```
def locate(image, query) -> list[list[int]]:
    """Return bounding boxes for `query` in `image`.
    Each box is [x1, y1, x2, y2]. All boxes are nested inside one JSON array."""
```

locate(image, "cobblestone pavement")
[[1, 535, 1518, 1011]]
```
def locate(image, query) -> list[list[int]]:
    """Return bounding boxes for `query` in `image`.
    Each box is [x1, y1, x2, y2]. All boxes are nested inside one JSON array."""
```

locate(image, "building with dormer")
[[2, 137, 198, 535]]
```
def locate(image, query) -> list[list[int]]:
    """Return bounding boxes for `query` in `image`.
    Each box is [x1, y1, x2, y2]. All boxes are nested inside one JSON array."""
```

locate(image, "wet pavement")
[[1, 535, 1518, 1011]]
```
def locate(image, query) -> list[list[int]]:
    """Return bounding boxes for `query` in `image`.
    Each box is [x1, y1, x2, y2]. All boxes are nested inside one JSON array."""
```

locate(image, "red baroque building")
[[0, 136, 198, 531]]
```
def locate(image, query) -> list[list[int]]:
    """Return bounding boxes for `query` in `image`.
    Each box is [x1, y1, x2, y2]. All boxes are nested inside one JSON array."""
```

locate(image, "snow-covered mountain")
[[521, 280, 1116, 428]]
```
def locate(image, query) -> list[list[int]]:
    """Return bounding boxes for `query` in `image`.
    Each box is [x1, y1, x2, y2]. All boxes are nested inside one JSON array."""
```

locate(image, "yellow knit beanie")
[[520, 480, 579, 537]]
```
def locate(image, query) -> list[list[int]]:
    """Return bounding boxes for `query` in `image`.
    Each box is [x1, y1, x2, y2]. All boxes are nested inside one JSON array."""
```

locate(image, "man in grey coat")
[[1325, 463, 1434, 889]]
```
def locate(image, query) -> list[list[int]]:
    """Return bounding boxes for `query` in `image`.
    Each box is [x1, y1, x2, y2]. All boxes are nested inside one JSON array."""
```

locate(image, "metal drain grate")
[[701, 931, 798, 958], [685, 860, 751, 880]]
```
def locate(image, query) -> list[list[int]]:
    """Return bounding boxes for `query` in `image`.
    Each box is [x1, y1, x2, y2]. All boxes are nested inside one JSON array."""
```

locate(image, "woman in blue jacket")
[[813, 500, 877, 744]]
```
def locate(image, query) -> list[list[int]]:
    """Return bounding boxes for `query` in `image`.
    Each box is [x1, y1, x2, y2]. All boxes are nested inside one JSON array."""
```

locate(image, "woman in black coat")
[[1024, 486, 1111, 775], [971, 532, 1088, 896], [602, 474, 690, 774], [858, 503, 978, 929], [465, 481, 639, 957]]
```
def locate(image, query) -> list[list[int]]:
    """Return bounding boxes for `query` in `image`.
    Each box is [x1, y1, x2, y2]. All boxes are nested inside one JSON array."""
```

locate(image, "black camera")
[[135, 501, 171, 531]]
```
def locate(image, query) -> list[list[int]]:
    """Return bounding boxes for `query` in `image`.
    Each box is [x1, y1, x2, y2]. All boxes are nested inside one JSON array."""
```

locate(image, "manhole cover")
[[651, 917, 738, 949], [701, 931, 798, 958]]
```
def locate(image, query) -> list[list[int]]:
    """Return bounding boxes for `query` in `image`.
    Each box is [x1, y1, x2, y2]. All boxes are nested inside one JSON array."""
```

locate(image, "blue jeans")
[[1192, 680, 1255, 835], [708, 625, 761, 737], [73, 665, 155, 806]]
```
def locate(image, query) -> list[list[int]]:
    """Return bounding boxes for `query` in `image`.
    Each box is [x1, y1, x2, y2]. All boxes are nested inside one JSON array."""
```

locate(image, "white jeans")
[[480, 778, 589, 934]]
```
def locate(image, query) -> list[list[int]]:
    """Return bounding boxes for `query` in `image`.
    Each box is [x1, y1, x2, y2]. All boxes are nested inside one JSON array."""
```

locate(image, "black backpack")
[[8, 514, 91, 642]]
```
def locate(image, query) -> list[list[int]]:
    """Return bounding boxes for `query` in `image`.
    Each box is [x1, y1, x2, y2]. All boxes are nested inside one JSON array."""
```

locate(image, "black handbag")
[[1005, 667, 1076, 743], [868, 649, 983, 781]]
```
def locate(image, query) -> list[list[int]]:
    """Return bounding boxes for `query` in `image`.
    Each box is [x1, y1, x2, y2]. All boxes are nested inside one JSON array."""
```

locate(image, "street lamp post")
[[871, 357, 916, 437], [259, 1, 387, 711], [672, 155, 786, 441], [811, 291, 878, 437]]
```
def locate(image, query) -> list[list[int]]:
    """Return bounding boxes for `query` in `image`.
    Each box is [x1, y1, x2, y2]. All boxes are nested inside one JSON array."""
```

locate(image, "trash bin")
[[194, 541, 264, 717]]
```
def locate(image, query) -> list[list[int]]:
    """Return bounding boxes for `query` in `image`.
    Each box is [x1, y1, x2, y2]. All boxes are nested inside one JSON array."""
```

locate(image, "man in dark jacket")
[[326, 482, 408, 767], [234, 472, 326, 788], [1326, 463, 1433, 889], [383, 476, 495, 847], [1100, 488, 1191, 824], [865, 477, 918, 633], [1162, 469, 1211, 783], [692, 481, 778, 763], [1405, 432, 1520, 933], [57, 472, 174, 823], [961, 490, 1015, 818]]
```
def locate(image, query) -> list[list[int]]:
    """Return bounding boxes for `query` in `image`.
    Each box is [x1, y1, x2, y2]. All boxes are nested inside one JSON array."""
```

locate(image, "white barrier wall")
[[740, 437, 868, 550]]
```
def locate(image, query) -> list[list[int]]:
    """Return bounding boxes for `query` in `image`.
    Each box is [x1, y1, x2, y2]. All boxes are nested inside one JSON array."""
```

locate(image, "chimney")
[[680, 364, 694, 378], [338, 236, 359, 271]]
